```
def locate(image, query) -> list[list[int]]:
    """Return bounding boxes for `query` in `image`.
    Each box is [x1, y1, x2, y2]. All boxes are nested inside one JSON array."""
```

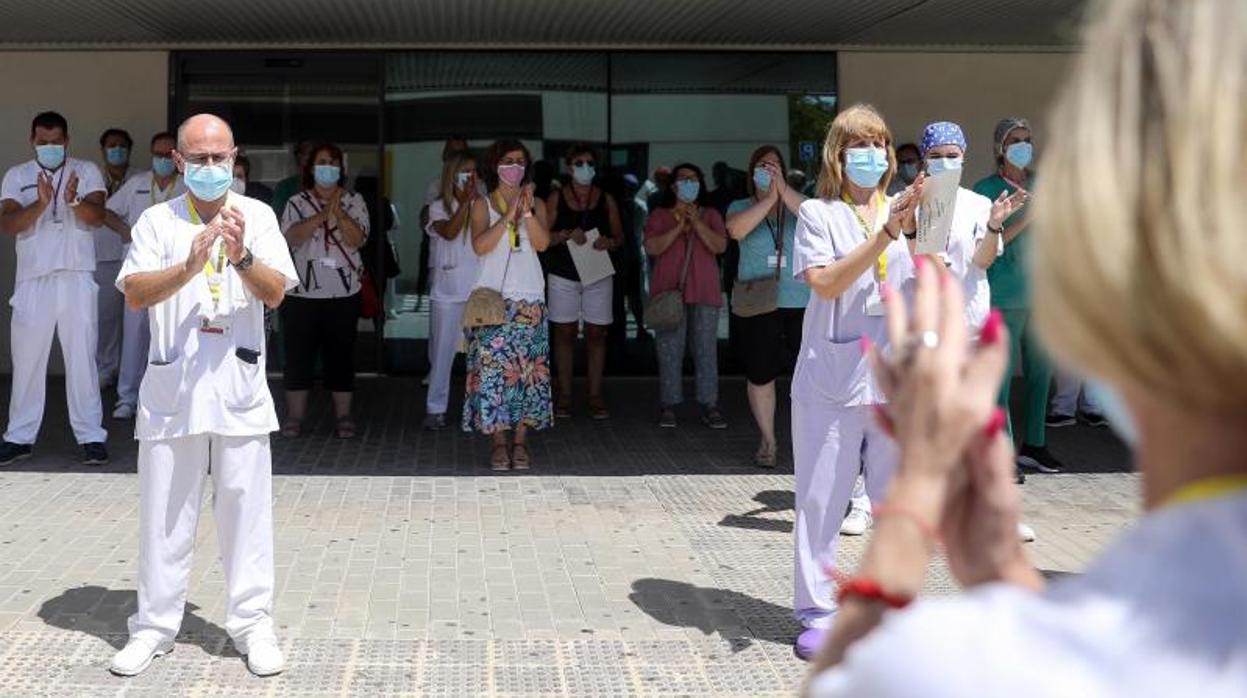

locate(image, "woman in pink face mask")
[[462, 139, 553, 471]]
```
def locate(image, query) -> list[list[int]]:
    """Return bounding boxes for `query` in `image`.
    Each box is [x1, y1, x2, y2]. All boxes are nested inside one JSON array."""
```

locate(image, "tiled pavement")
[[0, 376, 1138, 697]]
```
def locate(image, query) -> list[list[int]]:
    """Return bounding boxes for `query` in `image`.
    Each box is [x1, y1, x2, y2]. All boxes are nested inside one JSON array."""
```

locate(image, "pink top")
[[644, 207, 726, 307]]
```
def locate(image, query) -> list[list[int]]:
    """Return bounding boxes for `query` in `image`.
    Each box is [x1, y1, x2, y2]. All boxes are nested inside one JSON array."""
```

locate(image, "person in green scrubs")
[[270, 140, 312, 217], [972, 117, 1063, 475]]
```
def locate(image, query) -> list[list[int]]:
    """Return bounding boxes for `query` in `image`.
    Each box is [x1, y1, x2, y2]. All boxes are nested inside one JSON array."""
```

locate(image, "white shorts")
[[547, 274, 614, 326]]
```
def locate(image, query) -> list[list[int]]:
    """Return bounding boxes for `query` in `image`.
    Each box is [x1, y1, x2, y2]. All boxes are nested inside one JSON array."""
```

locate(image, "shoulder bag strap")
[[676, 227, 696, 292], [772, 206, 785, 280]]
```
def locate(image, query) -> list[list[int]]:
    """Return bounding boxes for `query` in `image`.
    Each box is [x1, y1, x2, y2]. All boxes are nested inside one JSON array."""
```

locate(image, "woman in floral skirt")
[[462, 139, 553, 470]]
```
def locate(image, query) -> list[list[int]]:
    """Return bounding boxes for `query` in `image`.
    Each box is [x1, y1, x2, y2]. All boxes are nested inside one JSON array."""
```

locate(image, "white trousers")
[[792, 401, 897, 629], [5, 271, 106, 444], [128, 433, 276, 652], [426, 299, 466, 415], [115, 304, 151, 407], [95, 260, 124, 384], [1051, 369, 1102, 417]]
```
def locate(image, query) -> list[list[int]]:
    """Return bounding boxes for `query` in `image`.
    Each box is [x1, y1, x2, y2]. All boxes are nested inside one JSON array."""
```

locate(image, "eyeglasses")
[[180, 150, 236, 167]]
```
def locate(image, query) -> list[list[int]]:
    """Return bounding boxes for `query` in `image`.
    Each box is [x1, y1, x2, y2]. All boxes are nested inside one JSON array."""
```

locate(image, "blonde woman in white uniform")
[[790, 104, 920, 659], [423, 150, 481, 430]]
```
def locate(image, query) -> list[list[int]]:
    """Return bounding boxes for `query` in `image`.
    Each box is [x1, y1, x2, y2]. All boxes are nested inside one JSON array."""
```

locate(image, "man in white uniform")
[[103, 131, 184, 420], [0, 111, 110, 467], [109, 114, 297, 678], [95, 127, 135, 388]]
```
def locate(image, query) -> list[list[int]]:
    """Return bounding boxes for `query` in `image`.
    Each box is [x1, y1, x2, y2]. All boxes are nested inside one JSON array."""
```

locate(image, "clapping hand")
[[888, 173, 925, 236], [989, 188, 1028, 230], [36, 172, 54, 209], [219, 207, 247, 264], [185, 225, 220, 275], [64, 172, 80, 204]]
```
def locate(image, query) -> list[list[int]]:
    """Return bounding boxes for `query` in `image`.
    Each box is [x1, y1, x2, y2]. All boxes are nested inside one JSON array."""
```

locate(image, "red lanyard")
[[303, 192, 335, 253]]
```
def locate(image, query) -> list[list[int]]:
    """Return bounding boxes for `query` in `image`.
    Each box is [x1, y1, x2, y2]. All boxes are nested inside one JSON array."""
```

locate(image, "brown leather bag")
[[646, 234, 696, 332], [731, 206, 784, 318]]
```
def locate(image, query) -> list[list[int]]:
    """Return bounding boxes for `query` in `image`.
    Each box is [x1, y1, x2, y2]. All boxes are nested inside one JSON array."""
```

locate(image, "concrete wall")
[[837, 51, 1075, 183], [0, 51, 169, 373]]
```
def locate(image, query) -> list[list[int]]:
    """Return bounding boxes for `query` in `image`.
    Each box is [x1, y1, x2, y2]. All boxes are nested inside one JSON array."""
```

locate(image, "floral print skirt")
[[461, 299, 553, 434]]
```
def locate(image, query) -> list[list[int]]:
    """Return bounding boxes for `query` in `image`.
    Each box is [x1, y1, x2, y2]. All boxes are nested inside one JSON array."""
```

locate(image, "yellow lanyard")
[[490, 190, 520, 249], [186, 198, 227, 312], [1163, 475, 1247, 509], [842, 191, 889, 282]]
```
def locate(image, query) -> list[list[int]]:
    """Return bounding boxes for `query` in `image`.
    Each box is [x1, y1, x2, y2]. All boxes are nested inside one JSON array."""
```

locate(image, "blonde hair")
[[1033, 0, 1247, 410], [815, 104, 896, 200]]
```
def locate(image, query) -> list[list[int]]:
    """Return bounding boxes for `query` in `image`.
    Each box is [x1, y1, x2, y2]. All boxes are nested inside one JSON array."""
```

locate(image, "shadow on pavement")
[[37, 585, 230, 656], [629, 577, 799, 648], [719, 489, 795, 533]]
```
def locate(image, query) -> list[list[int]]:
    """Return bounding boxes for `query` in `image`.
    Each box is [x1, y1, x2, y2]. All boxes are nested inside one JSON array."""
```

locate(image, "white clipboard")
[[915, 170, 962, 255], [568, 228, 616, 286]]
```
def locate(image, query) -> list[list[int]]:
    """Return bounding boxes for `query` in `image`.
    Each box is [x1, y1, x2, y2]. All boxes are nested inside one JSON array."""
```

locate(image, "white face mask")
[[230, 177, 246, 195]]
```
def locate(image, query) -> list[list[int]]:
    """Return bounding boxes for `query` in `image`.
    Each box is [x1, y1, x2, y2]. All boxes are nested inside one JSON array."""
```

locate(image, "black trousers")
[[281, 294, 360, 392]]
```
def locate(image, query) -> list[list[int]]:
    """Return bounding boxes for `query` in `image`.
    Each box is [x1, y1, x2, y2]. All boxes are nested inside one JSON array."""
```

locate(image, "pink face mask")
[[497, 163, 525, 187]]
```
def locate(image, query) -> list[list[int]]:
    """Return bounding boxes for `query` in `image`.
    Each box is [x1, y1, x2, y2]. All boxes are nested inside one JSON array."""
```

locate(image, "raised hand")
[[989, 188, 1029, 230], [219, 207, 247, 264], [36, 173, 53, 209], [64, 172, 79, 204], [185, 226, 220, 275], [888, 173, 925, 235]]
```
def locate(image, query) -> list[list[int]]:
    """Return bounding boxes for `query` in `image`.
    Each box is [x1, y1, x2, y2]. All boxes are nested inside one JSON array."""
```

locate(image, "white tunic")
[[116, 193, 298, 441], [0, 157, 105, 282], [811, 492, 1247, 698], [471, 201, 545, 304], [791, 197, 916, 407], [426, 198, 481, 304]]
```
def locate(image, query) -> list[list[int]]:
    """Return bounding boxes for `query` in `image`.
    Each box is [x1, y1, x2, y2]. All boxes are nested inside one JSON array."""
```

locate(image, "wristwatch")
[[231, 248, 255, 271]]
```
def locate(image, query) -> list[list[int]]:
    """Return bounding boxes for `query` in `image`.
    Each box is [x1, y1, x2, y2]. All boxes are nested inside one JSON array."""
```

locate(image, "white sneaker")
[[840, 508, 873, 536], [110, 638, 174, 676], [1018, 522, 1037, 543], [244, 637, 285, 677], [112, 403, 136, 419]]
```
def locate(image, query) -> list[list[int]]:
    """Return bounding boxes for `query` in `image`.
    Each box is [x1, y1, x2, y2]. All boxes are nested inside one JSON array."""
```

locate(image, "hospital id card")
[[767, 254, 787, 269], [199, 314, 232, 335], [319, 257, 341, 269], [865, 285, 886, 317]]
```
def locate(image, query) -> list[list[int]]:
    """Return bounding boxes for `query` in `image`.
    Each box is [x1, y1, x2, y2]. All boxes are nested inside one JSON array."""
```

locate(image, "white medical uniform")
[[106, 172, 185, 409], [790, 195, 915, 630], [94, 170, 134, 385], [0, 157, 108, 445], [116, 192, 297, 653], [930, 187, 1000, 334], [425, 198, 480, 415]]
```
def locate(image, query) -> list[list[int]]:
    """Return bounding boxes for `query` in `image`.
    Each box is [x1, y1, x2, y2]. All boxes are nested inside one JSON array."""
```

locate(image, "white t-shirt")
[[791, 196, 916, 407], [106, 170, 185, 232], [811, 491, 1247, 698], [472, 200, 545, 303], [923, 187, 1001, 333], [116, 193, 298, 441], [1, 157, 106, 282], [426, 198, 481, 304], [280, 190, 370, 299]]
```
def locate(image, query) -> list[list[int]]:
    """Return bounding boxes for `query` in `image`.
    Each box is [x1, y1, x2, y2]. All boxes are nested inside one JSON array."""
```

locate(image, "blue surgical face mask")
[[35, 144, 66, 170], [183, 162, 233, 202], [106, 146, 130, 167], [676, 179, 700, 203], [1005, 142, 1034, 169], [151, 156, 175, 178], [572, 163, 596, 186], [1086, 380, 1137, 446], [314, 164, 341, 187], [455, 171, 472, 190], [844, 147, 889, 189], [898, 162, 919, 183], [753, 166, 773, 192], [925, 156, 964, 176]]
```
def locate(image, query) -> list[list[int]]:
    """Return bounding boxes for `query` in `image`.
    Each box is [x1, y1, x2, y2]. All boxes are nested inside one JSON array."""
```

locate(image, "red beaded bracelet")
[[836, 577, 913, 609]]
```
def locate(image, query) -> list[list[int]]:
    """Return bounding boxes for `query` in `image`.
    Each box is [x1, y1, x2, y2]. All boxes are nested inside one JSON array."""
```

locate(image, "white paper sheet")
[[915, 170, 962, 255], [568, 228, 616, 286]]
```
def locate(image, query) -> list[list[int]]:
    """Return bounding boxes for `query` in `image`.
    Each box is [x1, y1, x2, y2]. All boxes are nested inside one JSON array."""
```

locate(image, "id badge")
[[767, 254, 787, 269], [865, 286, 886, 317], [199, 314, 232, 335], [320, 257, 340, 269]]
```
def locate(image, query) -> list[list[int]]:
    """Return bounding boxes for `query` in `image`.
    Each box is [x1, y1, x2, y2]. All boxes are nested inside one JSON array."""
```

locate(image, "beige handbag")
[[462, 239, 513, 329], [731, 207, 784, 318], [646, 235, 696, 332]]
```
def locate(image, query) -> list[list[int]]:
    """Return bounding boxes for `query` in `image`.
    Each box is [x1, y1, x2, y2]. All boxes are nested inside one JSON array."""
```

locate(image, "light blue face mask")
[[898, 163, 919, 184], [676, 179, 700, 203], [1005, 142, 1034, 169], [455, 171, 472, 189], [753, 166, 773, 192], [844, 147, 889, 188], [151, 156, 175, 178], [106, 146, 130, 167], [572, 163, 596, 186], [1086, 380, 1138, 446], [314, 164, 341, 187], [183, 162, 233, 202], [35, 144, 66, 170], [926, 156, 964, 176]]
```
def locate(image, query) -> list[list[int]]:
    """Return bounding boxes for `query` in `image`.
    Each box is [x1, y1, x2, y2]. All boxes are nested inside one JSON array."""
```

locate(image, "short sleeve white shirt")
[[811, 492, 1247, 698], [116, 193, 298, 441], [791, 196, 915, 407], [107, 170, 185, 229], [427, 198, 480, 304], [280, 190, 370, 299], [1, 157, 106, 282]]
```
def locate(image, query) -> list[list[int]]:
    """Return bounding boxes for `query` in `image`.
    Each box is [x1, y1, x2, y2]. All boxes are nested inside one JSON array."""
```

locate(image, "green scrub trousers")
[[999, 308, 1052, 448]]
